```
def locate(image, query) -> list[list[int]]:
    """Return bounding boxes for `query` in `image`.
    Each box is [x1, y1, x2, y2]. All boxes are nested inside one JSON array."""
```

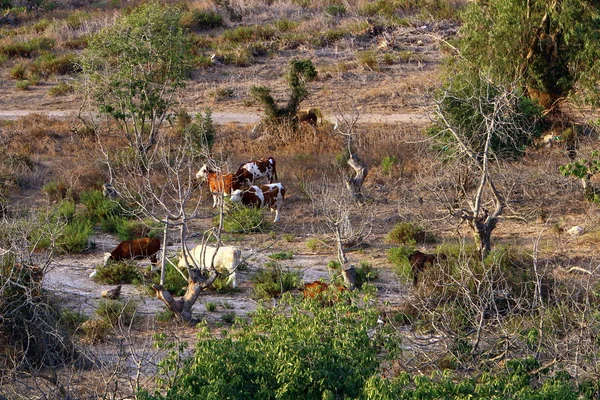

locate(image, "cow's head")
[[230, 189, 244, 203], [103, 252, 112, 266], [196, 165, 209, 181]]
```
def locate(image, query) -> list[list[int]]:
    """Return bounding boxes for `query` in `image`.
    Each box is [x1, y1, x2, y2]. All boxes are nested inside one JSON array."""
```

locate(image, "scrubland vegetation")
[[2, 0, 600, 398]]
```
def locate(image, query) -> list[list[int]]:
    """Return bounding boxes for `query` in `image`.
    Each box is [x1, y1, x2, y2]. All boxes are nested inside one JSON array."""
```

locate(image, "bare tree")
[[308, 175, 373, 289], [97, 110, 230, 322], [431, 77, 541, 258], [334, 102, 368, 202]]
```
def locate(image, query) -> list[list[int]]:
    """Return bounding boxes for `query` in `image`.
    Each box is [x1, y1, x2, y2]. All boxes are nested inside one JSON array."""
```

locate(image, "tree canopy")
[[455, 0, 600, 108]]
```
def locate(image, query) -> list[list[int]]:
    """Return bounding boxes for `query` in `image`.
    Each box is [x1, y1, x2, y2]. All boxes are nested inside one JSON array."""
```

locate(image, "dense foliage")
[[456, 0, 600, 107]]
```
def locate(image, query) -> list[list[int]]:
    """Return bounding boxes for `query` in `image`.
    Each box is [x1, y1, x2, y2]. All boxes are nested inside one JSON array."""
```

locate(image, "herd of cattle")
[[196, 156, 285, 222], [92, 157, 440, 292]]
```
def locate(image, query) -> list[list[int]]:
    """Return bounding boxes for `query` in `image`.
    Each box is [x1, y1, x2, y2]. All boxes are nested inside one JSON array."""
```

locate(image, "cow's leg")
[[228, 271, 237, 288], [212, 193, 218, 208], [272, 207, 280, 223]]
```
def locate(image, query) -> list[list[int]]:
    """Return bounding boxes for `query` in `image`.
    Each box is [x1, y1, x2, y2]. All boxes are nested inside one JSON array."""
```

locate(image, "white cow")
[[178, 244, 241, 288]]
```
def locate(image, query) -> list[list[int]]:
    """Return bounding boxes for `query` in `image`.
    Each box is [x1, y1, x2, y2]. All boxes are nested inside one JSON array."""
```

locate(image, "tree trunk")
[[471, 210, 498, 260], [345, 154, 368, 201], [342, 265, 356, 290]]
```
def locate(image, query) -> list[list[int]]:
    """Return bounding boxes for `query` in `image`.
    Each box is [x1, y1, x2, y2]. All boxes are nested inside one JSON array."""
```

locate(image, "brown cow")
[[234, 157, 278, 187], [302, 280, 347, 305], [230, 183, 286, 222], [196, 164, 242, 208], [103, 237, 161, 266], [409, 250, 437, 286], [297, 108, 320, 126]]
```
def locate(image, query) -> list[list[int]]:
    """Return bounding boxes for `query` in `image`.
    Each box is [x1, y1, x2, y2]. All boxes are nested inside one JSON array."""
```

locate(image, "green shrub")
[[42, 180, 69, 202], [356, 50, 379, 71], [96, 299, 138, 326], [56, 219, 93, 254], [15, 80, 30, 90], [64, 10, 90, 29], [306, 237, 320, 252], [9, 63, 26, 80], [142, 293, 401, 400], [59, 309, 89, 334], [221, 311, 236, 324], [92, 260, 143, 285], [386, 222, 435, 244], [381, 155, 398, 175], [180, 9, 223, 31], [156, 309, 175, 323], [205, 302, 217, 312], [151, 260, 187, 297], [218, 202, 271, 233], [115, 219, 147, 241], [267, 250, 294, 260], [80, 189, 122, 223], [387, 245, 414, 283], [34, 53, 79, 76], [325, 3, 346, 17], [250, 263, 302, 299], [354, 261, 378, 289], [0, 37, 55, 58]]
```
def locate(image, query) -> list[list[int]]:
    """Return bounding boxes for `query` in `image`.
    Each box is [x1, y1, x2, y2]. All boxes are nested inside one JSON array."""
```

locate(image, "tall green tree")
[[456, 0, 600, 109], [81, 1, 193, 160]]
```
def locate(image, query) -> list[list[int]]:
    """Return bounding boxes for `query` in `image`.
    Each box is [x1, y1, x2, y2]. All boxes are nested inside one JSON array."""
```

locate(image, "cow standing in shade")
[[178, 244, 241, 288], [234, 157, 278, 187], [230, 183, 286, 223]]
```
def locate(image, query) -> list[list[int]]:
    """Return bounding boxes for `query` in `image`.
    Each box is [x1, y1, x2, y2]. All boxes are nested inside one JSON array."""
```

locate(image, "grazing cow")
[[196, 164, 241, 208], [230, 183, 286, 222], [178, 244, 241, 288], [234, 157, 278, 187], [409, 250, 437, 286], [103, 237, 160, 266]]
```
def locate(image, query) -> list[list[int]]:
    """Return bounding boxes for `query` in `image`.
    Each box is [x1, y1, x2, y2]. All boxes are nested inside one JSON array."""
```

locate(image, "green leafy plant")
[[559, 151, 600, 203], [92, 260, 143, 285], [267, 250, 294, 260], [218, 202, 271, 233], [250, 263, 302, 299], [381, 155, 398, 175], [386, 222, 435, 244], [96, 299, 138, 326]]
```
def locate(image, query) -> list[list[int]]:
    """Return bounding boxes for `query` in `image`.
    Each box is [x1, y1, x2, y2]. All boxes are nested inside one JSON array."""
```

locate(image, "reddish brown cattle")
[[234, 157, 278, 187], [230, 183, 286, 222], [297, 108, 320, 126], [409, 250, 437, 286], [196, 164, 242, 208], [103, 237, 161, 266], [302, 281, 347, 305]]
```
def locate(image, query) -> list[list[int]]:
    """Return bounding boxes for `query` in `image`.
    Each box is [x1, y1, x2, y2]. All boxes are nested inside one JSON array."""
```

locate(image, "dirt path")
[[0, 109, 429, 125]]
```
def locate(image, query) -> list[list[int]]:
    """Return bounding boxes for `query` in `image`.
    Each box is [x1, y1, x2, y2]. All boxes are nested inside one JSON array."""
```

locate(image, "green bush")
[[141, 292, 403, 400], [80, 189, 122, 223], [250, 263, 302, 299], [149, 260, 187, 297], [386, 222, 435, 244], [218, 202, 271, 233], [56, 219, 94, 254], [267, 250, 294, 260], [180, 9, 223, 31], [387, 245, 414, 283], [9, 63, 26, 79], [354, 261, 378, 289], [381, 155, 398, 175], [92, 260, 143, 285], [59, 309, 89, 334], [15, 80, 30, 90], [96, 299, 138, 326], [0, 37, 55, 58]]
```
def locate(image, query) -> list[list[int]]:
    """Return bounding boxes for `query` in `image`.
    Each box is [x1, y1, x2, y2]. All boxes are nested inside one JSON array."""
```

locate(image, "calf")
[[230, 183, 286, 222], [234, 157, 278, 187], [409, 250, 437, 286], [178, 244, 241, 288], [196, 164, 241, 208]]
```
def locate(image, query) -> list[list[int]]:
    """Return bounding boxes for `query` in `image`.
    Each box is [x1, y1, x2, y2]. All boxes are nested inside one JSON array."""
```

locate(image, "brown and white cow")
[[196, 164, 242, 208], [230, 183, 286, 223], [91, 237, 161, 278], [234, 157, 278, 187]]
